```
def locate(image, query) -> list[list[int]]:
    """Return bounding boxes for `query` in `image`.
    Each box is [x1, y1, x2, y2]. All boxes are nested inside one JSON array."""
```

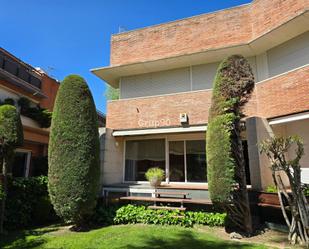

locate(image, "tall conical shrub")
[[48, 75, 100, 225], [206, 55, 255, 233], [0, 105, 23, 233]]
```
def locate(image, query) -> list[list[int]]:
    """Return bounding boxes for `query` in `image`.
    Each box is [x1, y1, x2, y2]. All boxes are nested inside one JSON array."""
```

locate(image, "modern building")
[[0, 47, 59, 177], [92, 0, 309, 198]]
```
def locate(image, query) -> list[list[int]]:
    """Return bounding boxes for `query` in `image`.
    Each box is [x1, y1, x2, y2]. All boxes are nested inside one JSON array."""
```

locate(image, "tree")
[[206, 55, 255, 233], [260, 136, 309, 246], [48, 75, 100, 227], [0, 105, 23, 233], [105, 85, 119, 100]]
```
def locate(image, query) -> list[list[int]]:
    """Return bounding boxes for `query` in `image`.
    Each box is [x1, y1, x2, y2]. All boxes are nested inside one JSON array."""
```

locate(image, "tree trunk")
[[0, 159, 7, 234], [229, 118, 253, 234]]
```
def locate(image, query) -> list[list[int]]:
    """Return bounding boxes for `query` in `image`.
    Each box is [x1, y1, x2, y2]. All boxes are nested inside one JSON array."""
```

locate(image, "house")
[[92, 0, 309, 200], [0, 47, 59, 177]]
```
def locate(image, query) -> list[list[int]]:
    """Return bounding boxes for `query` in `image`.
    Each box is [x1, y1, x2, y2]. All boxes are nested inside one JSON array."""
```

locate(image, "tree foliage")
[[48, 75, 100, 226], [0, 105, 23, 149], [206, 55, 255, 233], [0, 105, 24, 233], [105, 85, 119, 100]]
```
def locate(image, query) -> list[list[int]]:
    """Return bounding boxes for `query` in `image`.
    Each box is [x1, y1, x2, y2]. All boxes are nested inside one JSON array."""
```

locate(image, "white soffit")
[[91, 11, 309, 88], [112, 125, 207, 137], [269, 112, 309, 125]]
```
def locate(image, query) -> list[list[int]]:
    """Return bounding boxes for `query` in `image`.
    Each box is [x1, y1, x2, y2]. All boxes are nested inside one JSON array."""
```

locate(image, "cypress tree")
[[48, 75, 100, 226], [0, 105, 24, 233], [206, 55, 255, 233]]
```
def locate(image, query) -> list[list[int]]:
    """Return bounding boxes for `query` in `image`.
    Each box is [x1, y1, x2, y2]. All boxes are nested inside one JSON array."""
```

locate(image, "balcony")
[[106, 65, 309, 131], [0, 48, 45, 98]]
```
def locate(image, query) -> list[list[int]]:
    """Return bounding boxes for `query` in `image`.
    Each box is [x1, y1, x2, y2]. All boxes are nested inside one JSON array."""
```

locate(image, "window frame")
[[14, 149, 31, 177], [122, 136, 207, 184]]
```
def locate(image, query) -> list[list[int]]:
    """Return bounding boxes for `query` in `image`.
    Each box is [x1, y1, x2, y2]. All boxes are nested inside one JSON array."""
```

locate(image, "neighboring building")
[[0, 47, 59, 177], [93, 0, 309, 197]]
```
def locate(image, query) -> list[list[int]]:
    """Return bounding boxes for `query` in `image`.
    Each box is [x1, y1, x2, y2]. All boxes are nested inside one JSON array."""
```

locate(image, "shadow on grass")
[[125, 230, 264, 249], [0, 226, 59, 249]]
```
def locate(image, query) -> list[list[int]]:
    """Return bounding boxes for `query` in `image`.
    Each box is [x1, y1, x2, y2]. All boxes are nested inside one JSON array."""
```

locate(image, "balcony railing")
[[0, 49, 42, 90]]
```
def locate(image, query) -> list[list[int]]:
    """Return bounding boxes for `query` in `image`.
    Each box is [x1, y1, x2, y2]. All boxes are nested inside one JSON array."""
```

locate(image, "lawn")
[[0, 224, 274, 249]]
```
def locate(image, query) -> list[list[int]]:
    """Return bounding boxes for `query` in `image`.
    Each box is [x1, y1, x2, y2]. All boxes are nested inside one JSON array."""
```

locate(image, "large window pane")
[[186, 140, 207, 182], [169, 141, 185, 182], [12, 152, 29, 177], [125, 139, 165, 181]]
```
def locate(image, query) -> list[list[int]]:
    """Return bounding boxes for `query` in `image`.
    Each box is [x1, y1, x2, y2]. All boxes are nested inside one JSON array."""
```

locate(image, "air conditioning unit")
[[180, 113, 188, 123]]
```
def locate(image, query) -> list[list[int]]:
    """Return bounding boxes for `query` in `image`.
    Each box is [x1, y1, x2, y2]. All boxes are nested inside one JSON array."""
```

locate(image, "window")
[[169, 141, 185, 182], [124, 139, 165, 181], [124, 138, 207, 183], [11, 151, 31, 177], [186, 140, 207, 182], [169, 140, 207, 183]]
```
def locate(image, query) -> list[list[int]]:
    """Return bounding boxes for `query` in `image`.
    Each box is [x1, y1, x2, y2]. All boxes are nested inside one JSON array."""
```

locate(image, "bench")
[[154, 191, 188, 199], [120, 196, 212, 206]]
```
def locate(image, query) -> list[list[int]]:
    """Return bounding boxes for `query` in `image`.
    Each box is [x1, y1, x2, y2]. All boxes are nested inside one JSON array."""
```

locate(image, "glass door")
[[169, 141, 185, 182]]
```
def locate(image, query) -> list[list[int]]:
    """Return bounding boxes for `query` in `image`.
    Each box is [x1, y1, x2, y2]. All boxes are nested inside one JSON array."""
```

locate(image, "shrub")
[[3, 98, 15, 106], [4, 176, 57, 230], [145, 167, 165, 182], [113, 205, 226, 228], [303, 185, 309, 197], [0, 105, 24, 233], [206, 55, 255, 233], [48, 75, 100, 226]]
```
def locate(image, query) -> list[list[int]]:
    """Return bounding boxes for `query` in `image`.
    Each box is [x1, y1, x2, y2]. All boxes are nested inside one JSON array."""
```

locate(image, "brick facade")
[[106, 65, 309, 130], [110, 0, 308, 66]]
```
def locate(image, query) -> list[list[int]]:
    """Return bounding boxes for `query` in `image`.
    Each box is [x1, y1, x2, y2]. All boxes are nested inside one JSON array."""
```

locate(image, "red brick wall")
[[40, 74, 59, 111], [110, 0, 308, 66], [106, 66, 309, 130], [256, 66, 309, 118]]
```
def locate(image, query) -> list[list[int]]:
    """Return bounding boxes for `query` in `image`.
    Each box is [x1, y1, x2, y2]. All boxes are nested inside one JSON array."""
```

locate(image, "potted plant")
[[145, 167, 165, 188]]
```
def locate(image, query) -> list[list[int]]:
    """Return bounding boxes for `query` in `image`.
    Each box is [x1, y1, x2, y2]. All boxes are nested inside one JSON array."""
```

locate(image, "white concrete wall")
[[120, 57, 257, 99], [100, 128, 124, 185], [0, 86, 19, 103], [267, 31, 309, 77]]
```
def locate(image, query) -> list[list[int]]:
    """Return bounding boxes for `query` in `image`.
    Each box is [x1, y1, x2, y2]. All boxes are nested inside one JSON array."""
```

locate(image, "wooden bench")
[[154, 191, 188, 199], [120, 196, 212, 206]]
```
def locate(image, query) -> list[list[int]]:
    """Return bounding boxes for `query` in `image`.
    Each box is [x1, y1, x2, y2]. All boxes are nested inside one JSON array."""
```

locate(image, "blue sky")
[[1, 0, 251, 113]]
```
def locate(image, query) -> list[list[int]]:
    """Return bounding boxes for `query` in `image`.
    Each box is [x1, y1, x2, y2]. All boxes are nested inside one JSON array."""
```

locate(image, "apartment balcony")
[[106, 65, 309, 131], [0, 48, 45, 98]]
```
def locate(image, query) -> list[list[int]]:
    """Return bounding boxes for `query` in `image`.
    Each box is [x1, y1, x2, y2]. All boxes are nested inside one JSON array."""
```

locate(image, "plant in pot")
[[145, 167, 165, 188]]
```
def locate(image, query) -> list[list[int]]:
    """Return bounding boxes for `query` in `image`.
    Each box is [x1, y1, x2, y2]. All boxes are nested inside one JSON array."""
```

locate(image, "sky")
[[1, 0, 251, 113]]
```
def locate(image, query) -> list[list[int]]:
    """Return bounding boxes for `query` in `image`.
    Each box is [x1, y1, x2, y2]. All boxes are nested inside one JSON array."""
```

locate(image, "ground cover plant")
[[112, 204, 226, 227]]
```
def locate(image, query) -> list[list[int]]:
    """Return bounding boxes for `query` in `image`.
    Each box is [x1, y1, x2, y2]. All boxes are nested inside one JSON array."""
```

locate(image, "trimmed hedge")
[[206, 55, 255, 203], [112, 205, 226, 227], [4, 176, 58, 230], [48, 75, 100, 224]]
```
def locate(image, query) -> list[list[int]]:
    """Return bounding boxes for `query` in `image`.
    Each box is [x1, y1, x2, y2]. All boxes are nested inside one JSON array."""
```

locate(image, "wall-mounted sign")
[[138, 118, 171, 128]]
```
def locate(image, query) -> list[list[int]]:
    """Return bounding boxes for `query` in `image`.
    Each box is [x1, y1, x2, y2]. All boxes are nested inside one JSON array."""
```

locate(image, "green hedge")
[[4, 176, 58, 230], [112, 205, 226, 227]]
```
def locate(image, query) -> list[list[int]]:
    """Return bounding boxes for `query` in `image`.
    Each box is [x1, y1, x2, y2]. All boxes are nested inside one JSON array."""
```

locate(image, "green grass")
[[0, 224, 273, 249]]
